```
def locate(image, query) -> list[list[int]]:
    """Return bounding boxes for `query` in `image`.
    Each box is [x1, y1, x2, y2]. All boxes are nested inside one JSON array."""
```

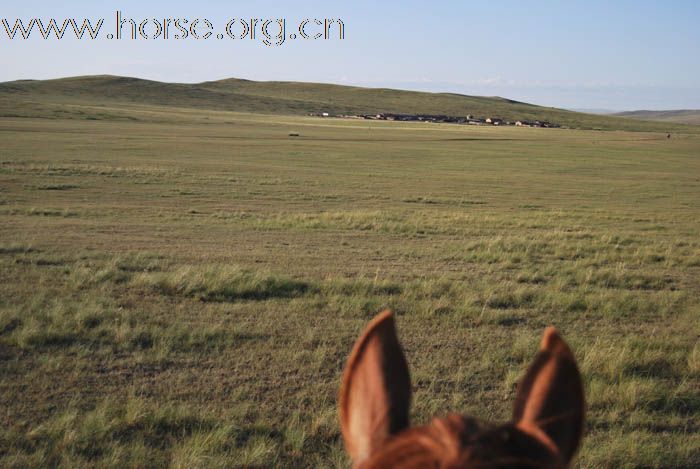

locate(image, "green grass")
[[3, 75, 700, 132], [614, 109, 700, 125], [0, 104, 699, 467]]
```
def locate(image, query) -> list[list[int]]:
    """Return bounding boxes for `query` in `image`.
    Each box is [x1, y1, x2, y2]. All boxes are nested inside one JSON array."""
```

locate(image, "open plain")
[[1, 101, 699, 467]]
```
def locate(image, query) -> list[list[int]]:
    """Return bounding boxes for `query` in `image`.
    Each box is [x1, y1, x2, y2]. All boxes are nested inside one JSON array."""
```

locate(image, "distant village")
[[311, 112, 561, 128]]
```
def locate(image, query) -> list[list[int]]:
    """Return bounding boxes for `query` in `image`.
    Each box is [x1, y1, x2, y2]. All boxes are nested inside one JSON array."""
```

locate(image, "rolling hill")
[[0, 75, 695, 132], [613, 109, 700, 125]]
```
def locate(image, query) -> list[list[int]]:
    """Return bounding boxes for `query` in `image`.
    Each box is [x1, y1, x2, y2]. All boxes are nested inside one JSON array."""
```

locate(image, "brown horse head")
[[339, 311, 585, 468]]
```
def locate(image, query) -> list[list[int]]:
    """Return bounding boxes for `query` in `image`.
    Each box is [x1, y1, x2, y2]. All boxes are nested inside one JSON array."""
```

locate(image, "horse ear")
[[513, 327, 585, 463], [339, 311, 412, 466]]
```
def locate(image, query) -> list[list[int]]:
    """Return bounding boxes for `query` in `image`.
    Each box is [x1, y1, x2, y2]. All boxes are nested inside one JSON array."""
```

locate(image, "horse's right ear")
[[339, 311, 412, 466], [513, 327, 585, 464]]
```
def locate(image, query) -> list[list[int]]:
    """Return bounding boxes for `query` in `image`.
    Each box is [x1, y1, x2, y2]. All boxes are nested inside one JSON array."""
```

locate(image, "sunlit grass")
[[1, 112, 699, 467]]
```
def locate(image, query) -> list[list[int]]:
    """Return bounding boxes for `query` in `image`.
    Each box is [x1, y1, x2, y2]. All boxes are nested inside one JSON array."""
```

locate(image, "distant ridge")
[[570, 108, 619, 115], [0, 75, 695, 132], [613, 109, 700, 125]]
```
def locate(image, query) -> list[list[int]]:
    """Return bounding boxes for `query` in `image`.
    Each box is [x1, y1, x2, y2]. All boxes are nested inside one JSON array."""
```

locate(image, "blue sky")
[[1, 0, 698, 110]]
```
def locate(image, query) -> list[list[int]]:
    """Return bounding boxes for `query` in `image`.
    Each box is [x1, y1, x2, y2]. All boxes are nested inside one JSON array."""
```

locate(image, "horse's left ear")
[[339, 311, 412, 466], [513, 327, 585, 464]]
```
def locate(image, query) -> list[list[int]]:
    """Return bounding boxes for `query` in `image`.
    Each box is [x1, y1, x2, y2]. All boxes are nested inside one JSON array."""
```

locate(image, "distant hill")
[[0, 75, 695, 132], [612, 110, 700, 125], [570, 108, 619, 115]]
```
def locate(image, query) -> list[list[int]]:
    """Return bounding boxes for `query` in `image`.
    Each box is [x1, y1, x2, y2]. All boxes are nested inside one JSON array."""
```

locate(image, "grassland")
[[0, 101, 699, 468], [2, 75, 699, 133], [614, 110, 700, 126]]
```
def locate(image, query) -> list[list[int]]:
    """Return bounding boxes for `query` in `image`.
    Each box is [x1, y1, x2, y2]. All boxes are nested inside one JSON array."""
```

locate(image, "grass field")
[[2, 75, 698, 133], [1, 103, 699, 468], [614, 110, 700, 126]]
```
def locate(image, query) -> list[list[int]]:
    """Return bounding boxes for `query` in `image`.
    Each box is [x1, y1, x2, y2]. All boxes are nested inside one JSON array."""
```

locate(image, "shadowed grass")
[[134, 265, 311, 302], [2, 397, 214, 467]]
